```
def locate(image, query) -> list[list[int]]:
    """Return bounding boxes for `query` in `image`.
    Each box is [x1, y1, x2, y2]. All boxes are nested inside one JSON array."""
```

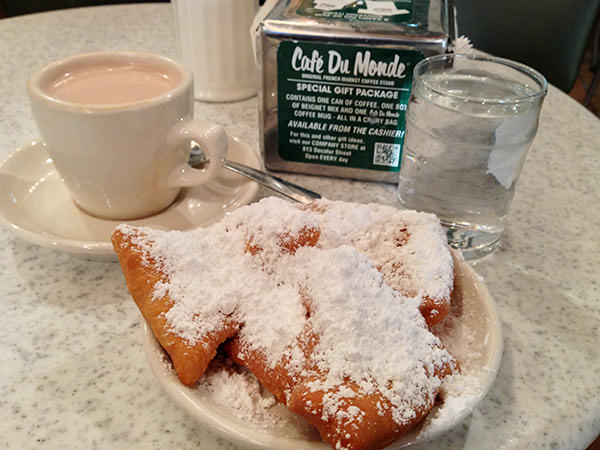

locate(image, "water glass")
[[397, 53, 547, 259]]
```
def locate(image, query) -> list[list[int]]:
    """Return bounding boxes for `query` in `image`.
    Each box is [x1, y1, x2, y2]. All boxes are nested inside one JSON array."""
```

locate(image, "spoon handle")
[[223, 160, 321, 204]]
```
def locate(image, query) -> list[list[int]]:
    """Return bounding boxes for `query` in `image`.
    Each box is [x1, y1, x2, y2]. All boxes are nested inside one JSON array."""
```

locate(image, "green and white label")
[[295, 0, 414, 23], [277, 41, 423, 172]]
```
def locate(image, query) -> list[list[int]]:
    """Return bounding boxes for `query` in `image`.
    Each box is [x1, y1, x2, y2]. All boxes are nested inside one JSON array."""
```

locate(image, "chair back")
[[452, 0, 600, 92]]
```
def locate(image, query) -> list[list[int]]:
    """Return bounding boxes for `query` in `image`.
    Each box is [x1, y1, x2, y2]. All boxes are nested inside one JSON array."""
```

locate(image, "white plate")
[[142, 255, 503, 449], [0, 135, 260, 260]]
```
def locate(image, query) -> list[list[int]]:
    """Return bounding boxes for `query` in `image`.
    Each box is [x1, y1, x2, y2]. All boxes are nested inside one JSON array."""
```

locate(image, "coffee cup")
[[27, 51, 227, 220]]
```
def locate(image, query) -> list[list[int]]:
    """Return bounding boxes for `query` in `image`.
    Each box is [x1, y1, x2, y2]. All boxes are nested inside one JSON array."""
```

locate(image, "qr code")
[[373, 142, 401, 167]]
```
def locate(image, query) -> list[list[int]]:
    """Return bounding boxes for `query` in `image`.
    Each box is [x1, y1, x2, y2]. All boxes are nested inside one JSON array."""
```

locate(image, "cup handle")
[[167, 121, 228, 188]]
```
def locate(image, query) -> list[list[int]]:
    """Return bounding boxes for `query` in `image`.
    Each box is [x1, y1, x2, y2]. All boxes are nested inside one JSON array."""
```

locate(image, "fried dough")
[[302, 200, 453, 327], [112, 197, 458, 450], [112, 228, 241, 386]]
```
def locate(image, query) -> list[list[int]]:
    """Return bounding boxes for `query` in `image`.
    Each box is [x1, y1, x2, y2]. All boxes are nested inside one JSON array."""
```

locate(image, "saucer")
[[143, 254, 503, 449], [0, 135, 260, 261]]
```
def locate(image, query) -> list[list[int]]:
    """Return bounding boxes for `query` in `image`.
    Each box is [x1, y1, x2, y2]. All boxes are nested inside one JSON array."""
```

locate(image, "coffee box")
[[256, 0, 454, 182]]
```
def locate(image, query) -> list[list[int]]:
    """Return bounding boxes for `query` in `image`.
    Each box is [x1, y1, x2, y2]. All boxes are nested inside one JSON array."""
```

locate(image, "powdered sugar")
[[118, 197, 457, 432], [274, 244, 453, 423], [416, 372, 485, 440], [196, 358, 285, 428], [309, 199, 454, 301]]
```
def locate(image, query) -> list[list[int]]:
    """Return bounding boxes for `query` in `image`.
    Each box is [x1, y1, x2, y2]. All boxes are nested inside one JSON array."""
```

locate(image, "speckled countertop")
[[0, 4, 598, 450]]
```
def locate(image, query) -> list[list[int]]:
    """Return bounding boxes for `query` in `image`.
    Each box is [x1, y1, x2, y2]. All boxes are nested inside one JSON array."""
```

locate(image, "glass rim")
[[414, 53, 548, 104]]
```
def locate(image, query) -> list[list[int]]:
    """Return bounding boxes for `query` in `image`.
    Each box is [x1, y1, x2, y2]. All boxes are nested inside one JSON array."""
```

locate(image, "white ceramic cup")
[[27, 51, 227, 220], [173, 0, 259, 102]]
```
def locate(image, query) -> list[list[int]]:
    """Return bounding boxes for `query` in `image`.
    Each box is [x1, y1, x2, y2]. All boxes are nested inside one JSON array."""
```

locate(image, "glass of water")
[[397, 53, 547, 260]]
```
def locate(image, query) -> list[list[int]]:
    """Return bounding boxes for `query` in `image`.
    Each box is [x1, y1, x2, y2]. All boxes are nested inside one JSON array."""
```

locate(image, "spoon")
[[189, 145, 321, 204]]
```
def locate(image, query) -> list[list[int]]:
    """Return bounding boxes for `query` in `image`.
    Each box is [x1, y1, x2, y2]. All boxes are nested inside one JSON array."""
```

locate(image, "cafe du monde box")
[[256, 0, 453, 182]]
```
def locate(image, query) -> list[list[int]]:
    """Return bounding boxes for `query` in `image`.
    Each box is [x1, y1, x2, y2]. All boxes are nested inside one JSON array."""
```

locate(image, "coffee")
[[45, 62, 181, 105]]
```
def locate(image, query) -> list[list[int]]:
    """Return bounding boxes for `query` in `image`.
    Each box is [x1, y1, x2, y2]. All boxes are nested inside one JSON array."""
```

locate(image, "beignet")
[[112, 197, 458, 450]]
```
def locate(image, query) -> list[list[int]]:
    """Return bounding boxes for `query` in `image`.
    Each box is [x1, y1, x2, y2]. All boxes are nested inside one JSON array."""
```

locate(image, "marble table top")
[[0, 4, 598, 450]]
